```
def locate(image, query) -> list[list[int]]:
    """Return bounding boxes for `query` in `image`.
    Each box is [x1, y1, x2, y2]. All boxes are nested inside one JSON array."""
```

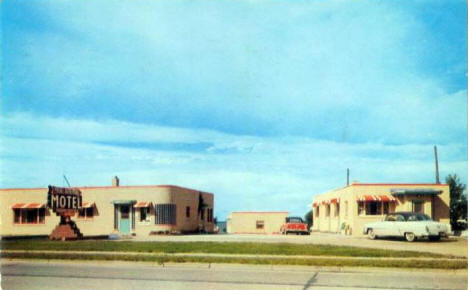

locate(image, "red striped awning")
[[375, 195, 396, 202], [11, 203, 45, 209], [321, 200, 330, 205], [134, 202, 151, 208], [81, 202, 95, 208], [312, 202, 318, 207], [330, 198, 340, 204], [358, 195, 376, 202]]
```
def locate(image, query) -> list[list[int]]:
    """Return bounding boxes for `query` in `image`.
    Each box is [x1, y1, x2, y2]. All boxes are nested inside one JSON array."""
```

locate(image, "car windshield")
[[287, 217, 303, 223], [408, 213, 432, 221], [385, 213, 432, 221]]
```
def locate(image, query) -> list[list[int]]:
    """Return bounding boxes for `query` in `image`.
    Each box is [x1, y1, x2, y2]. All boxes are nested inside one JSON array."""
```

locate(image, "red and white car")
[[280, 217, 309, 235]]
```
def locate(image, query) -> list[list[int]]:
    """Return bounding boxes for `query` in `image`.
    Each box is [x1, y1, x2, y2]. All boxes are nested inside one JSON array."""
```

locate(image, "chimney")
[[112, 176, 120, 187], [434, 146, 440, 184], [346, 168, 350, 186]]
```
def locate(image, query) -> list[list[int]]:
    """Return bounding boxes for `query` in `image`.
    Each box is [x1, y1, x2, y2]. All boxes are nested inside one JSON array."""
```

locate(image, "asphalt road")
[[1, 260, 467, 290]]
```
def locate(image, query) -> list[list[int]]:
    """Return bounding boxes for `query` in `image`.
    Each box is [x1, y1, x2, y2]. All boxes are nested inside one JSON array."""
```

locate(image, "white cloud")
[[1, 113, 466, 218]]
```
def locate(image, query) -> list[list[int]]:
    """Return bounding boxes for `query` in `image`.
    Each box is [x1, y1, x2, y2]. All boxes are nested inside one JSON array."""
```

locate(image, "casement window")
[[140, 207, 149, 222], [186, 206, 190, 218], [335, 204, 340, 217], [155, 204, 176, 225], [358, 202, 365, 215], [383, 202, 389, 215], [256, 220, 264, 229], [315, 207, 320, 217], [78, 208, 94, 219], [365, 202, 382, 215], [412, 201, 424, 214], [325, 205, 330, 217], [14, 208, 45, 224]]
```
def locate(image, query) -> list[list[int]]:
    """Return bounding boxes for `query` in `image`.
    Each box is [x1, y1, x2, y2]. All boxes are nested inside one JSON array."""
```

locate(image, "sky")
[[1, 0, 466, 219]]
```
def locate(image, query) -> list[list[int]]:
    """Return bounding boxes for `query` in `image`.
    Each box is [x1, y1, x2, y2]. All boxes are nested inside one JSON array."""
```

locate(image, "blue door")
[[119, 205, 131, 234]]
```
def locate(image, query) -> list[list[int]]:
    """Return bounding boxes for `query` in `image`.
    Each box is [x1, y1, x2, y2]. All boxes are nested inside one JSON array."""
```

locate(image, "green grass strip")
[[0, 240, 454, 258], [2, 252, 467, 270]]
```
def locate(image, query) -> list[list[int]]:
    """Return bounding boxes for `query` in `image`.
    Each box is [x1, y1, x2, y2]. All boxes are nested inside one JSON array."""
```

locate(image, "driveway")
[[132, 233, 468, 257]]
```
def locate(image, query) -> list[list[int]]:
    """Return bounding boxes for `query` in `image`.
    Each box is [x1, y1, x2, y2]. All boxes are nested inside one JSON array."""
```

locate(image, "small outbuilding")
[[226, 211, 288, 234]]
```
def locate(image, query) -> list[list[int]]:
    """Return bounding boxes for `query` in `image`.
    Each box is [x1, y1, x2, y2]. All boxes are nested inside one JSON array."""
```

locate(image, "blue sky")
[[1, 0, 466, 218]]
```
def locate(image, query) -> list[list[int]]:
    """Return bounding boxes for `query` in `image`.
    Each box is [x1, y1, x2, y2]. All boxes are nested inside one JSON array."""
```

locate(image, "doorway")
[[119, 205, 131, 234]]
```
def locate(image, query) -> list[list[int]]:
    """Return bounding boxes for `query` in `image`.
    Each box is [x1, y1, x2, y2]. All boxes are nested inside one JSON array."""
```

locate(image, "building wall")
[[311, 183, 450, 236], [0, 184, 214, 238], [226, 212, 288, 234]]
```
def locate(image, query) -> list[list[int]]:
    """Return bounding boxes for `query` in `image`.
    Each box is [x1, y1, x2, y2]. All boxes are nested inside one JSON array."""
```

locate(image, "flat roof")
[[0, 184, 213, 195], [350, 183, 447, 186]]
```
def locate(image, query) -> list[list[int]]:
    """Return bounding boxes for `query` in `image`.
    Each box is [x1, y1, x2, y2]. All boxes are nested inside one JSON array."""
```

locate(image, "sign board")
[[47, 185, 82, 211]]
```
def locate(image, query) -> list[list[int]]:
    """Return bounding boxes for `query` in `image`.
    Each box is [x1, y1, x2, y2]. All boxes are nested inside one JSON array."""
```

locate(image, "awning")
[[81, 202, 95, 208], [390, 188, 443, 196], [11, 203, 45, 209], [321, 200, 330, 205], [111, 200, 136, 205], [358, 195, 376, 202], [312, 202, 318, 207], [134, 201, 151, 208], [375, 195, 396, 202], [330, 198, 340, 204]]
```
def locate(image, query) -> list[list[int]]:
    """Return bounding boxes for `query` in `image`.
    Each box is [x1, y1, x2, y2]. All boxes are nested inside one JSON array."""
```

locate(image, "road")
[[133, 233, 468, 257], [1, 260, 467, 290]]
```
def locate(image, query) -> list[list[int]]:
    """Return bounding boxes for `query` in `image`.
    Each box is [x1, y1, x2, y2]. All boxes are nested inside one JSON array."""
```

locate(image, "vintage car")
[[280, 217, 309, 235], [363, 212, 449, 242]]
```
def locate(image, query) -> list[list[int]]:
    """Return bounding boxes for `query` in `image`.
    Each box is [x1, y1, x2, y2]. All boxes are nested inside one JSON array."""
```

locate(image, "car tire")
[[405, 232, 416, 242], [429, 236, 441, 241], [368, 229, 377, 240]]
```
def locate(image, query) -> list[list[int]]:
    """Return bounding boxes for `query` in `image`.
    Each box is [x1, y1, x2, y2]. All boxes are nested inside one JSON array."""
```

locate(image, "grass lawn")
[[0, 240, 454, 258], [2, 251, 467, 270]]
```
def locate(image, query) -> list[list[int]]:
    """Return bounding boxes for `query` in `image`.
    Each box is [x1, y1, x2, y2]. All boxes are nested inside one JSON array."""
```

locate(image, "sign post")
[[47, 185, 83, 240]]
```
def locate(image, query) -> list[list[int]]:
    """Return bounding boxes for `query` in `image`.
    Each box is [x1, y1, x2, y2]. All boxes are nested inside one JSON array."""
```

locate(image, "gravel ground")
[[132, 233, 468, 257]]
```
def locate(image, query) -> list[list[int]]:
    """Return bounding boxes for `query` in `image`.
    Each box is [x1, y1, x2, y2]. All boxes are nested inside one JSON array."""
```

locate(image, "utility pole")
[[346, 168, 350, 186], [434, 146, 440, 184]]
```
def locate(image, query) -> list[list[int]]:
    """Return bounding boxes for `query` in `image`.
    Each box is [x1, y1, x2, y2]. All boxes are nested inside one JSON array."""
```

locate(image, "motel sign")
[[47, 185, 82, 210]]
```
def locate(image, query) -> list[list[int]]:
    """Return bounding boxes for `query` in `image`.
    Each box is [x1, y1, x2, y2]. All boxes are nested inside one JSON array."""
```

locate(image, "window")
[[140, 207, 149, 222], [186, 206, 190, 218], [335, 204, 340, 217], [325, 205, 330, 217], [385, 214, 396, 221], [365, 202, 381, 215], [14, 209, 45, 224], [155, 204, 176, 225], [412, 201, 424, 214], [256, 220, 264, 229], [383, 202, 389, 215], [358, 202, 365, 215], [315, 207, 320, 217], [78, 207, 94, 219]]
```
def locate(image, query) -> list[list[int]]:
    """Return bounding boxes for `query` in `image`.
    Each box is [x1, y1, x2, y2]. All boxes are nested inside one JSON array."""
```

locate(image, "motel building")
[[226, 211, 288, 234], [0, 177, 214, 239], [311, 182, 450, 236]]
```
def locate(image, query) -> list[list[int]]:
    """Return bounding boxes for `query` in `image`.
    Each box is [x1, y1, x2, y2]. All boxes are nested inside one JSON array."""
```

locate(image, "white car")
[[363, 212, 449, 242]]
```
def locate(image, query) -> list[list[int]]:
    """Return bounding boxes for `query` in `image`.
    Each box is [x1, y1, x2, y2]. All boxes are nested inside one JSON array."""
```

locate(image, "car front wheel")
[[405, 232, 416, 242], [367, 229, 377, 240]]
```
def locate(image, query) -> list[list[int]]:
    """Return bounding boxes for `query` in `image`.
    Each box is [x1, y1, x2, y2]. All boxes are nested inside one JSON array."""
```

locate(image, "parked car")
[[281, 217, 309, 235], [363, 212, 449, 242]]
